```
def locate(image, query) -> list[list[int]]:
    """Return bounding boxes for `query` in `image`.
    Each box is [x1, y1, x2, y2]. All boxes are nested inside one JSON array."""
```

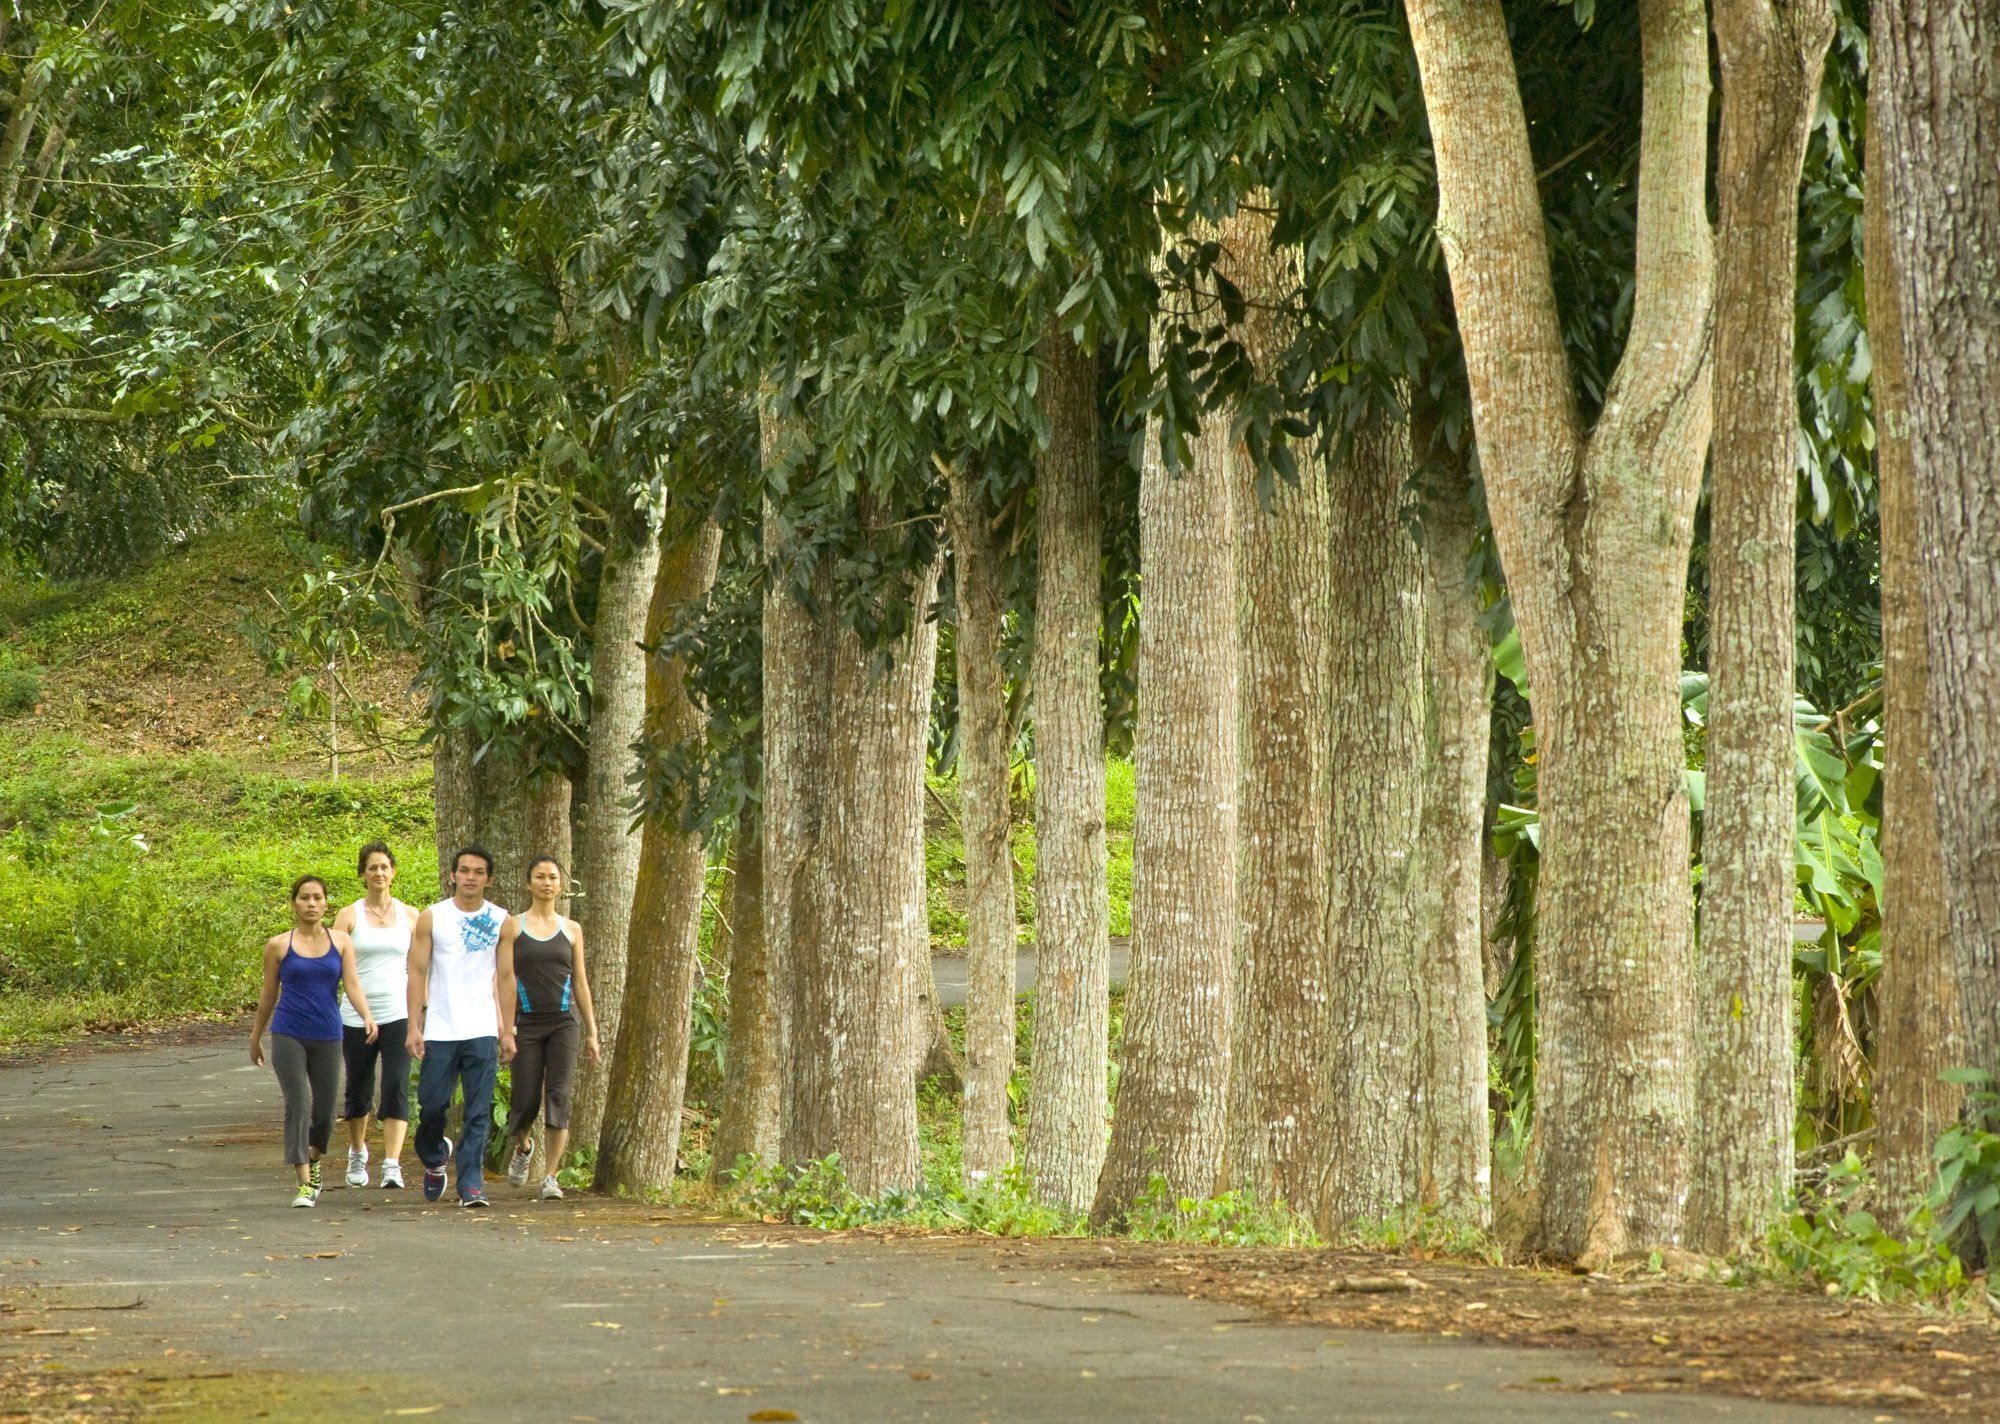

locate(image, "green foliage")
[[1933, 1070, 2000, 1265], [1123, 1177, 1321, 1248], [1338, 1207, 1499, 1264], [0, 656, 42, 717], [1762, 1151, 1966, 1305]]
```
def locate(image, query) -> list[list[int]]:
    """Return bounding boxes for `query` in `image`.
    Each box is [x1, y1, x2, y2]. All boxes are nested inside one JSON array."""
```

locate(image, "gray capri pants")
[[506, 1013, 579, 1137], [271, 1032, 341, 1165]]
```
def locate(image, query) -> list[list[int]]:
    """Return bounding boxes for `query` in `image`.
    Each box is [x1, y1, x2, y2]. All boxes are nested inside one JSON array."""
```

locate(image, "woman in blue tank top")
[[250, 875, 377, 1207]]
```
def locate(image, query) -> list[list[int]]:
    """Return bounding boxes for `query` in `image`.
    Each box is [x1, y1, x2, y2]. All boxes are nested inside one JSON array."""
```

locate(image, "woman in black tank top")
[[496, 856, 600, 1198]]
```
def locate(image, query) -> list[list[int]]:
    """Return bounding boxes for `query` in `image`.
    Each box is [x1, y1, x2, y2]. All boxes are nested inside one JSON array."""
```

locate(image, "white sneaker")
[[379, 1159, 404, 1189], [507, 1141, 534, 1188], [539, 1176, 564, 1201], [344, 1146, 369, 1188]]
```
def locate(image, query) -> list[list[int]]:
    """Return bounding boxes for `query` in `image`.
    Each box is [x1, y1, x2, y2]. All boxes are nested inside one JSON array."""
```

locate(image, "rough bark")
[[477, 745, 572, 917], [946, 460, 1020, 1185], [1092, 290, 1237, 1225], [1408, 0, 1715, 1263], [1318, 420, 1430, 1228], [1416, 455, 1495, 1224], [570, 533, 664, 1154], [1022, 323, 1113, 1209], [1878, 0, 2000, 1097], [1213, 203, 1332, 1214], [432, 725, 480, 901], [710, 811, 781, 1179], [1863, 98, 1962, 1215], [1688, 0, 1833, 1256], [594, 520, 722, 1196]]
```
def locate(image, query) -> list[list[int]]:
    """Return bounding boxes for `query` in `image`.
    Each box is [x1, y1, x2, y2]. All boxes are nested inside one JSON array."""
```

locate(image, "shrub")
[[0, 661, 41, 717]]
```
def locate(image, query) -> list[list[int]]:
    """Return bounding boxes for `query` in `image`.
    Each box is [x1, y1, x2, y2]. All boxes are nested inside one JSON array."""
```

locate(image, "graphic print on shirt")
[[461, 907, 502, 957]]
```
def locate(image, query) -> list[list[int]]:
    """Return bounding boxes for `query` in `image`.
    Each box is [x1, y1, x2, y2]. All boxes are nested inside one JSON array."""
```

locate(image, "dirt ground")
[[1072, 1241, 2000, 1420]]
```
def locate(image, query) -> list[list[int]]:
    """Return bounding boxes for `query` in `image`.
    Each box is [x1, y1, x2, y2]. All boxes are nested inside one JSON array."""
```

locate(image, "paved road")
[[0, 1040, 1870, 1424], [930, 939, 1132, 1008]]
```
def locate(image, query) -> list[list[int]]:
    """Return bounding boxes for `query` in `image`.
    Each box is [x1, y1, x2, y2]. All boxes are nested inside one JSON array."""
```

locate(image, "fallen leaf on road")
[[851, 1302, 884, 1309], [746, 1412, 798, 1422], [589, 1321, 621, 1330], [388, 1407, 441, 1416], [307, 1251, 342, 1259], [716, 1387, 754, 1396]]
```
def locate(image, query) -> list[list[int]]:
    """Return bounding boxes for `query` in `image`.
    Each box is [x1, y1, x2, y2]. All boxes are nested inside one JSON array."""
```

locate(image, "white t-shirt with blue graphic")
[[422, 898, 506, 1042]]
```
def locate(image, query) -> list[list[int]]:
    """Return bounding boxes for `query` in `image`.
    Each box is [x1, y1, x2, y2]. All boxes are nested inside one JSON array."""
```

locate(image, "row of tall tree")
[[6, 0, 1995, 1264]]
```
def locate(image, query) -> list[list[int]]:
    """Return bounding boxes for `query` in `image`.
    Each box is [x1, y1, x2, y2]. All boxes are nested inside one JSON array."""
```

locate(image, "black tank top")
[[514, 923, 575, 1019]]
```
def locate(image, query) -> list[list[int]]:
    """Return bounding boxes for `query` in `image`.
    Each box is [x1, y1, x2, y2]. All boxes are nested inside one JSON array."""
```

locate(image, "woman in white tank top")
[[330, 841, 416, 1188]]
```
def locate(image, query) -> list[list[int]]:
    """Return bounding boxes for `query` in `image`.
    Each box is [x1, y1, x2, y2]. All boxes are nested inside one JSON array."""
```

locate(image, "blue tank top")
[[269, 932, 345, 1041]]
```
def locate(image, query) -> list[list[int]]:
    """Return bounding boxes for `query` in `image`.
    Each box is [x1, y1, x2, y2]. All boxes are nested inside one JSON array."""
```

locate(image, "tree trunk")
[[593, 519, 723, 1196], [1319, 420, 1430, 1228], [1092, 294, 1237, 1225], [570, 533, 664, 1155], [1688, 0, 1832, 1256], [432, 725, 480, 902], [1214, 202, 1332, 1214], [710, 810, 781, 1180], [1877, 0, 2000, 1097], [1408, 0, 1714, 1264], [1022, 323, 1113, 1210], [1416, 453, 1495, 1224], [946, 459, 1020, 1185], [1863, 95, 1961, 1216]]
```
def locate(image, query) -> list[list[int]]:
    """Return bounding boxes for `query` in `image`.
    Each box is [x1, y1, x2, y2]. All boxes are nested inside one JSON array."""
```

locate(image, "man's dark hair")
[[451, 844, 494, 877], [357, 840, 396, 875]]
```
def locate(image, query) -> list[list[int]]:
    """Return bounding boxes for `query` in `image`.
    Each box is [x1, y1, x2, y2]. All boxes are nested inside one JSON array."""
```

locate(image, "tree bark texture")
[[1318, 419, 1430, 1228], [594, 520, 722, 1197], [478, 742, 572, 918], [710, 812, 782, 1179], [1092, 293, 1238, 1225], [1408, 0, 1714, 1263], [1863, 97, 1962, 1214], [1212, 203, 1333, 1215], [1688, 0, 1832, 1256], [1022, 324, 1114, 1209], [946, 460, 1021, 1186], [570, 532, 665, 1154], [1877, 0, 2000, 1092], [1416, 456, 1495, 1224], [432, 725, 480, 902]]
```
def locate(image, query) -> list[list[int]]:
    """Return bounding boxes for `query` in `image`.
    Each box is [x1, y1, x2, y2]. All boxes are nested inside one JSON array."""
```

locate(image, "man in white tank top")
[[407, 846, 517, 1208]]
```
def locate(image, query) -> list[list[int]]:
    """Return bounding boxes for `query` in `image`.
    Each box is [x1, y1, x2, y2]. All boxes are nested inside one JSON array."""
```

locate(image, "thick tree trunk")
[[1863, 100, 1961, 1216], [1022, 324, 1113, 1209], [1318, 420, 1429, 1228], [1416, 455, 1494, 1224], [1214, 203, 1332, 1214], [478, 745, 571, 916], [570, 533, 664, 1155], [710, 811, 781, 1180], [946, 459, 1020, 1185], [1688, 0, 1832, 1256], [593, 520, 722, 1197], [1408, 0, 1714, 1263], [1878, 0, 2000, 1096], [1092, 296, 1237, 1225], [432, 725, 480, 901]]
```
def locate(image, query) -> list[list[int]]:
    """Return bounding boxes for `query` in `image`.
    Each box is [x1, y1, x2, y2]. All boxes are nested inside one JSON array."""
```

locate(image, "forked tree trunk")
[[1214, 202, 1332, 1213], [1416, 454, 1494, 1224], [1022, 324, 1113, 1209], [1862, 103, 1961, 1217], [570, 532, 664, 1154], [1877, 0, 2000, 1097], [1092, 291, 1237, 1225], [1689, 0, 1832, 1256], [710, 811, 781, 1180], [594, 520, 722, 1197], [1319, 420, 1429, 1228], [946, 459, 1020, 1185], [1408, 0, 1715, 1263]]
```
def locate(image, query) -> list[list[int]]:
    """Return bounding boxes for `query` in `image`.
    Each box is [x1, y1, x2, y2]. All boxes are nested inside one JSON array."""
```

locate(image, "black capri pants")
[[342, 1019, 412, 1122], [505, 1014, 579, 1138]]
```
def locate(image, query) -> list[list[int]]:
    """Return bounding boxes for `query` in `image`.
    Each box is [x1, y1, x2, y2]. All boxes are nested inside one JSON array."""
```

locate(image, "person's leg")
[[413, 1039, 456, 1171], [455, 1037, 498, 1197], [341, 1025, 377, 1157], [376, 1020, 411, 1163], [271, 1033, 312, 1171], [505, 1021, 547, 1151], [539, 1018, 580, 1174], [305, 1037, 341, 1164]]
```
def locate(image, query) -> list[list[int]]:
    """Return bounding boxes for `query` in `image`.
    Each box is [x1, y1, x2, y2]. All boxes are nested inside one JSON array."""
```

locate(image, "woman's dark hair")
[[290, 874, 330, 902], [451, 844, 494, 876], [357, 840, 396, 876], [526, 854, 564, 881]]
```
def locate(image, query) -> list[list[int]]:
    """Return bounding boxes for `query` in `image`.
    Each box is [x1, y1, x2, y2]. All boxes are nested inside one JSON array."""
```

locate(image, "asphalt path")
[[929, 939, 1132, 1008], [0, 1038, 1873, 1424]]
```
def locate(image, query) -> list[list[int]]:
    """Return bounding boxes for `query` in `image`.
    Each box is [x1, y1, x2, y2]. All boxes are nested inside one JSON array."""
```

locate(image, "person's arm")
[[249, 937, 283, 1066], [336, 932, 377, 1041], [331, 903, 355, 936], [406, 908, 433, 1060], [568, 919, 601, 1063], [495, 916, 519, 1065]]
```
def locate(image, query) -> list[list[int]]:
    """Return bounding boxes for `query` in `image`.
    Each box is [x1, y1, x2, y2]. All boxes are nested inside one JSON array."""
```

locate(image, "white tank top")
[[422, 898, 506, 1041], [341, 899, 412, 1028]]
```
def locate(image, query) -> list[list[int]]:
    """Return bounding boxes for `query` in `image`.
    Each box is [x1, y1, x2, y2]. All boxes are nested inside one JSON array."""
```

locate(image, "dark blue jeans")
[[414, 1037, 498, 1197]]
